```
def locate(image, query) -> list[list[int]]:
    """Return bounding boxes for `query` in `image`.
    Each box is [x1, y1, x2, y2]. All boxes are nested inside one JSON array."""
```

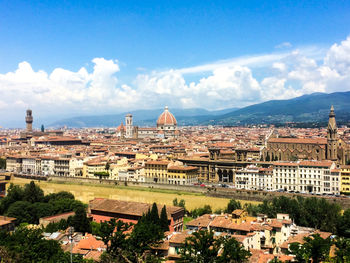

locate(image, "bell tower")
[[327, 105, 338, 161], [125, 114, 133, 139]]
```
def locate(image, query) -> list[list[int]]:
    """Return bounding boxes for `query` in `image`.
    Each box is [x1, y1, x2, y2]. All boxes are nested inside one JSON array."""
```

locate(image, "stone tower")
[[25, 109, 33, 132], [125, 114, 133, 138], [327, 105, 338, 161]]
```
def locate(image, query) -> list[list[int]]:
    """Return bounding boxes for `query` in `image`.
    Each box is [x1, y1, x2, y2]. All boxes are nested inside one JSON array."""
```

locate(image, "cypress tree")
[[160, 205, 169, 231], [150, 203, 160, 224]]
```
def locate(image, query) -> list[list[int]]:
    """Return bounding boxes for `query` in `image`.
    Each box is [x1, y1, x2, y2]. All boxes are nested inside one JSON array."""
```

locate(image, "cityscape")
[[1, 1, 350, 263]]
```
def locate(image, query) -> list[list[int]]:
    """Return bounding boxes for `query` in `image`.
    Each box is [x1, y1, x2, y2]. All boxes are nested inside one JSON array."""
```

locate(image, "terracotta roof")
[[299, 160, 333, 167], [157, 106, 177, 126], [146, 160, 170, 165], [273, 162, 299, 166], [167, 166, 198, 171], [186, 214, 212, 229], [74, 234, 106, 250], [268, 137, 327, 144], [269, 219, 283, 228], [280, 230, 332, 249], [116, 122, 125, 132], [89, 198, 183, 218], [169, 231, 190, 244], [232, 209, 245, 216]]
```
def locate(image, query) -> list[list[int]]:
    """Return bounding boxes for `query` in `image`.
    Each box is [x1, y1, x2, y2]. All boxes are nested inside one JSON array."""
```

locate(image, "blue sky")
[[0, 0, 350, 127]]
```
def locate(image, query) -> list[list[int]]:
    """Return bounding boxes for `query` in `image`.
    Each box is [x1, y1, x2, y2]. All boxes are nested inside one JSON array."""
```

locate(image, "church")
[[263, 106, 350, 165], [116, 106, 178, 139]]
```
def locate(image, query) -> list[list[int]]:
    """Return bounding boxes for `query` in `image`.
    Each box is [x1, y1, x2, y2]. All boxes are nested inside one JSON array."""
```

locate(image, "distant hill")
[[50, 91, 350, 128], [210, 91, 350, 125], [50, 107, 239, 128]]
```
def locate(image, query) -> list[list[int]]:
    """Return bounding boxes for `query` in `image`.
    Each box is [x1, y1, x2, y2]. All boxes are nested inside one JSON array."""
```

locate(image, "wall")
[[45, 175, 350, 209]]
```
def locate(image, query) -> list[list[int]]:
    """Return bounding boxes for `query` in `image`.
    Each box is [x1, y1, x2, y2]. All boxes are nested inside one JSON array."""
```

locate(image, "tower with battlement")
[[327, 105, 338, 161], [25, 109, 33, 132]]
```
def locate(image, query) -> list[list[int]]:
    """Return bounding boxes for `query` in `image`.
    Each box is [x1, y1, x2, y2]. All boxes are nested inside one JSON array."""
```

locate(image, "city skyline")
[[1, 1, 350, 127]]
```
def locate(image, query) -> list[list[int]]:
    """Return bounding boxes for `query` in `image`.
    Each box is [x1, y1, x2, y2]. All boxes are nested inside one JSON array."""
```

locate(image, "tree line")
[[243, 195, 350, 237]]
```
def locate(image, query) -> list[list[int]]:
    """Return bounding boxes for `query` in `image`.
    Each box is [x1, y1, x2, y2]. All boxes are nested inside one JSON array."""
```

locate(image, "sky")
[[1, 0, 350, 127]]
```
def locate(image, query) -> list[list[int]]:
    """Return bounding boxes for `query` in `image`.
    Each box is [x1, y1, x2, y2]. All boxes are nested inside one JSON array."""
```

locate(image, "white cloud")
[[1, 36, 350, 127], [275, 42, 292, 49]]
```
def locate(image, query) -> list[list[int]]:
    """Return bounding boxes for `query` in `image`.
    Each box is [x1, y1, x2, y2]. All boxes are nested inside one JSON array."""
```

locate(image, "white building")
[[41, 157, 55, 176], [273, 161, 340, 195]]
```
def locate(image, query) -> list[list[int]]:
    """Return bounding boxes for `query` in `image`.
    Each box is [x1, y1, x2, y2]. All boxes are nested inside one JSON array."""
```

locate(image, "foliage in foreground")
[[0, 226, 90, 263], [244, 195, 350, 236], [0, 181, 85, 225], [179, 229, 251, 263], [97, 203, 169, 263]]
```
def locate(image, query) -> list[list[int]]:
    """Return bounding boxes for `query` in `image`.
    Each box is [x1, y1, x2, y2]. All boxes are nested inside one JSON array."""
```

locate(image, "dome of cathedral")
[[157, 106, 177, 126]]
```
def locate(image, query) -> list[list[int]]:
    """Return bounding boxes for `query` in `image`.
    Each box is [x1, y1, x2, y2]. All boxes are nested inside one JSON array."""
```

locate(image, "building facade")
[[263, 106, 350, 164]]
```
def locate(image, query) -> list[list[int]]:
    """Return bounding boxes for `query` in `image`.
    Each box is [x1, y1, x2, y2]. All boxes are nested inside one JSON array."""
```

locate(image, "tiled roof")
[[268, 137, 327, 144], [186, 214, 212, 228], [157, 106, 177, 126], [89, 198, 183, 218]]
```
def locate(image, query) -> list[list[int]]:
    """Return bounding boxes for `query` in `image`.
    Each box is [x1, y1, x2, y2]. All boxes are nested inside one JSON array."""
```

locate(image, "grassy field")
[[8, 177, 261, 211]]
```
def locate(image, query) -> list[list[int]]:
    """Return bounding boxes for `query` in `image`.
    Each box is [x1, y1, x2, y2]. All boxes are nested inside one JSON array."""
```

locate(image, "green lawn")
[[183, 216, 194, 230]]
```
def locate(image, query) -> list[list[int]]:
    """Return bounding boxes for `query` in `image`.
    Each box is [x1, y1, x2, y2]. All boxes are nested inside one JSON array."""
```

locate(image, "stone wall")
[[46, 176, 350, 209]]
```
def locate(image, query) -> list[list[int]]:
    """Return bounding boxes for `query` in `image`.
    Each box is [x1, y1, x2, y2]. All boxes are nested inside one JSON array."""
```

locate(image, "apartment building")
[[340, 165, 350, 194], [273, 161, 340, 195], [6, 156, 22, 172], [235, 165, 273, 191], [41, 157, 54, 176], [69, 157, 84, 177], [145, 160, 198, 185], [54, 158, 70, 177], [22, 157, 37, 174]]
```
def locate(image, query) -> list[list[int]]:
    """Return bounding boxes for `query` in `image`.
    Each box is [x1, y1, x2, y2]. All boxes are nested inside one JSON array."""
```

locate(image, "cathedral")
[[116, 106, 178, 139], [263, 106, 350, 165]]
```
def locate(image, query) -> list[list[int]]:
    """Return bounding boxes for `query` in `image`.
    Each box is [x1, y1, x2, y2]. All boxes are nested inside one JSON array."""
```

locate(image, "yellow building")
[[145, 160, 170, 184], [340, 165, 350, 194], [83, 158, 108, 178], [167, 166, 198, 185], [145, 160, 198, 185]]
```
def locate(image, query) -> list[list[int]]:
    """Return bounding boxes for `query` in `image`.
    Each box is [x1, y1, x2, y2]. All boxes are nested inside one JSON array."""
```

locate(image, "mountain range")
[[51, 91, 350, 128]]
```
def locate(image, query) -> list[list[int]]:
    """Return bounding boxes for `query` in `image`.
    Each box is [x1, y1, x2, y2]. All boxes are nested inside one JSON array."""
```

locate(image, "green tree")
[[178, 199, 186, 208], [160, 205, 169, 232], [94, 171, 110, 180], [218, 237, 251, 263], [71, 206, 91, 233], [44, 191, 75, 202], [225, 199, 242, 214], [337, 209, 350, 238], [150, 202, 160, 224], [173, 198, 178, 206], [179, 230, 222, 263], [289, 234, 331, 263], [31, 202, 54, 223], [190, 205, 212, 218], [0, 184, 24, 213], [6, 201, 34, 224], [333, 237, 350, 262], [0, 226, 65, 262], [23, 181, 44, 203], [41, 124, 45, 132], [45, 218, 70, 233], [129, 215, 164, 260], [0, 158, 6, 169], [105, 162, 110, 172], [98, 219, 131, 262]]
